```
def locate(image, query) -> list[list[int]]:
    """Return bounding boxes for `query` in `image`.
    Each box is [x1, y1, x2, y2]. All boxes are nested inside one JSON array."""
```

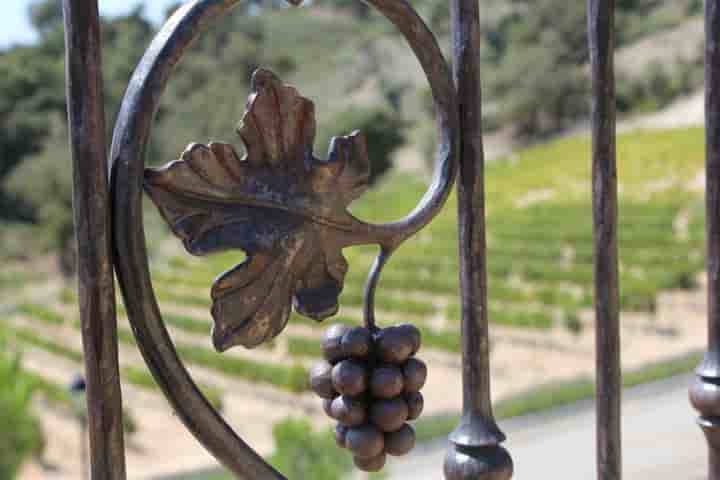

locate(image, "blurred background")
[[0, 0, 711, 478]]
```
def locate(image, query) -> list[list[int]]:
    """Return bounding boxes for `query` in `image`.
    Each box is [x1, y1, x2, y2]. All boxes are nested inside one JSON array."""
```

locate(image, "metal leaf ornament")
[[144, 69, 371, 351]]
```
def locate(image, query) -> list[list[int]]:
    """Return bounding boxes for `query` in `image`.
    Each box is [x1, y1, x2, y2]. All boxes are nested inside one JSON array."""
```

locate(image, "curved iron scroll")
[[109, 0, 457, 477]]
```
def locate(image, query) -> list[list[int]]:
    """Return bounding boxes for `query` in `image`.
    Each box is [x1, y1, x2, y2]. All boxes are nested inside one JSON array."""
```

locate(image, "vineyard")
[[1, 126, 711, 477]]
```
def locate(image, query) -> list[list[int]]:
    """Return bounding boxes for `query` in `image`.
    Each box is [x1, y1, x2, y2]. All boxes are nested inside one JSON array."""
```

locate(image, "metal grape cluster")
[[310, 323, 427, 472]]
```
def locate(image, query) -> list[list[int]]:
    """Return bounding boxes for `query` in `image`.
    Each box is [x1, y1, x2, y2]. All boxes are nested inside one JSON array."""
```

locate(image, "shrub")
[[316, 107, 406, 185], [4, 115, 75, 277], [269, 418, 352, 480], [563, 311, 583, 336], [0, 339, 42, 478]]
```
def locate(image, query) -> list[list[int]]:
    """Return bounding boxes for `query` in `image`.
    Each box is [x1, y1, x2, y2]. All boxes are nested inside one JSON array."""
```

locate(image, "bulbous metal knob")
[[444, 444, 513, 480], [690, 375, 720, 418], [690, 373, 720, 450]]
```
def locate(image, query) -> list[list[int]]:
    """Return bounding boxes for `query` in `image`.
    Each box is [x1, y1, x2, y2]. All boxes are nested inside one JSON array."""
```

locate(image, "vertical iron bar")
[[62, 1, 127, 478], [444, 0, 512, 477], [587, 1, 622, 480], [691, 1, 720, 478]]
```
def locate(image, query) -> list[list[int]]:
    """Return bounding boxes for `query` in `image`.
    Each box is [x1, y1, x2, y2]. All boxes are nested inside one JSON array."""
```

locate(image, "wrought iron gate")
[[60, 0, 720, 478]]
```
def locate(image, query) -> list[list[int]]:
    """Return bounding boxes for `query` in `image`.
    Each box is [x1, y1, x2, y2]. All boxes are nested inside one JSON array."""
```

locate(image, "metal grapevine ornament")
[[309, 323, 427, 472], [145, 68, 434, 472], [144, 69, 371, 350], [105, 0, 458, 473]]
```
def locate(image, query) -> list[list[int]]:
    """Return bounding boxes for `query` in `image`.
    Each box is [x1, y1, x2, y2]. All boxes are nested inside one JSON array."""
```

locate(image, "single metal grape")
[[309, 361, 336, 399], [354, 452, 387, 472], [335, 424, 349, 449], [405, 391, 424, 420], [346, 424, 385, 459], [370, 397, 409, 432], [332, 359, 368, 396], [322, 398, 334, 417], [385, 424, 416, 456], [322, 324, 351, 363], [397, 323, 422, 355], [341, 326, 373, 359], [370, 365, 405, 399], [403, 357, 428, 393], [330, 395, 367, 427], [376, 327, 414, 364]]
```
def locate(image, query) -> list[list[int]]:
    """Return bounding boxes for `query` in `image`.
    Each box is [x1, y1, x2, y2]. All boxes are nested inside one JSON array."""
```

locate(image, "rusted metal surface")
[[144, 69, 372, 351], [443, 0, 513, 478], [587, 1, 622, 479], [62, 0, 127, 478], [691, 1, 720, 478], [109, 0, 456, 476]]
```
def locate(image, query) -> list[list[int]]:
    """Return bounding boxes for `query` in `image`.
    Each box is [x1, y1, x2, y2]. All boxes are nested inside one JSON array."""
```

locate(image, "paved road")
[[388, 374, 706, 479]]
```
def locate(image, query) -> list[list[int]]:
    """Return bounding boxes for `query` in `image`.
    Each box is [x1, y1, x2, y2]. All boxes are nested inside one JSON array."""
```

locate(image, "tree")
[[0, 7, 156, 273], [5, 115, 75, 276], [485, 0, 589, 137], [29, 0, 63, 36], [0, 45, 65, 220], [316, 107, 405, 185]]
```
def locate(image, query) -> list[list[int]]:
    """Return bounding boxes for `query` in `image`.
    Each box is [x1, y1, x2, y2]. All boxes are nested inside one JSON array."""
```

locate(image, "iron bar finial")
[[443, 0, 513, 478]]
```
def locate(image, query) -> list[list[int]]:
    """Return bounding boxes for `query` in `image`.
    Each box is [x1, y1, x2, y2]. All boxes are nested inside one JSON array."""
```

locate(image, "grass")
[[0, 324, 141, 436], [16, 303, 65, 325], [16, 300, 310, 393], [175, 343, 309, 393], [123, 365, 224, 412], [414, 350, 703, 442], [111, 322, 310, 393], [4, 313, 227, 411], [287, 336, 320, 358], [11, 325, 83, 363]]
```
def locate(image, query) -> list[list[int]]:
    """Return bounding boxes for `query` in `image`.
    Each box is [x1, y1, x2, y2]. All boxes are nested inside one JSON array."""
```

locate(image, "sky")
[[1, 0, 181, 49]]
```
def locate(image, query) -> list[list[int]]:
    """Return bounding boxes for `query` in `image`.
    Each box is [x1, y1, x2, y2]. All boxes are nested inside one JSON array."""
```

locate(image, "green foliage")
[[474, 0, 698, 137], [16, 303, 65, 325], [316, 107, 405, 185], [11, 324, 83, 363], [687, 0, 703, 15], [0, 337, 42, 478], [617, 59, 704, 114], [481, 0, 590, 136], [29, 0, 63, 35], [4, 310, 212, 429], [122, 366, 225, 412], [313, 0, 372, 21], [115, 321, 310, 392], [269, 419, 352, 480], [0, 3, 154, 226], [563, 312, 584, 336], [0, 5, 154, 270]]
